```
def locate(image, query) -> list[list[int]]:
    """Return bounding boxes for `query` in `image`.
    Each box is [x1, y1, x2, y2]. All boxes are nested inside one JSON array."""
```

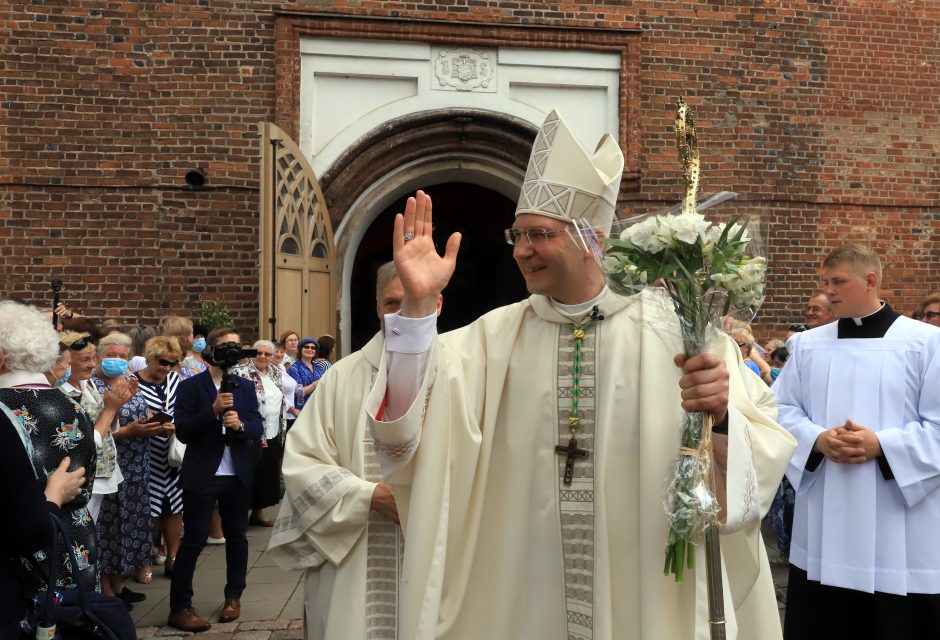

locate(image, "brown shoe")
[[219, 598, 241, 623], [167, 608, 211, 633], [249, 512, 274, 527]]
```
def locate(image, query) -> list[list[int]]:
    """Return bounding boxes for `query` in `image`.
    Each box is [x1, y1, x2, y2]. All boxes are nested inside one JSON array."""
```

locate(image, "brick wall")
[[2, 1, 938, 339]]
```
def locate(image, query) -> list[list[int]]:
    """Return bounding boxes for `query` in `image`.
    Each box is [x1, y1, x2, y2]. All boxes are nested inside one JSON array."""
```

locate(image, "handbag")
[[30, 513, 136, 640], [167, 433, 186, 468]]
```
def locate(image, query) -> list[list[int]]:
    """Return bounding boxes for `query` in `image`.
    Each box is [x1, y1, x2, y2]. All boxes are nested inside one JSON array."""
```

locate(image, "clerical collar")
[[0, 371, 50, 389], [551, 285, 608, 321], [837, 301, 899, 339]]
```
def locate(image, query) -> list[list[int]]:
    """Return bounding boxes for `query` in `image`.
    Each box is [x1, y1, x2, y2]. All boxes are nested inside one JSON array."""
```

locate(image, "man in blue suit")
[[167, 327, 263, 632]]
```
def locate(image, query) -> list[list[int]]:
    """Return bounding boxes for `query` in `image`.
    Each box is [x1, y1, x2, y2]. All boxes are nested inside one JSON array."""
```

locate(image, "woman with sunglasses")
[[58, 332, 137, 524], [91, 332, 163, 598], [232, 340, 286, 527], [287, 337, 323, 414], [135, 336, 185, 577]]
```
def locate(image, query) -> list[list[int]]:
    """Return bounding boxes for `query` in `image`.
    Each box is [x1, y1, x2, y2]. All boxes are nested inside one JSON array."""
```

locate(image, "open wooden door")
[[259, 122, 337, 346]]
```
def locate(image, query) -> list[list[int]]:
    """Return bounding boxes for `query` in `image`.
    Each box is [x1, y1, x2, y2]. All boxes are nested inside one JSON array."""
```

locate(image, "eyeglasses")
[[925, 311, 940, 321], [158, 358, 179, 367], [788, 323, 807, 332], [67, 337, 93, 351], [256, 351, 273, 357], [806, 306, 827, 313], [736, 342, 747, 348], [301, 345, 317, 350], [504, 228, 569, 246]]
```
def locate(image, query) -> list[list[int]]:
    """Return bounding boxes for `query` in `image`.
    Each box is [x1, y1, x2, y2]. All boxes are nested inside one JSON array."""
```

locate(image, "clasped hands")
[[814, 420, 881, 464]]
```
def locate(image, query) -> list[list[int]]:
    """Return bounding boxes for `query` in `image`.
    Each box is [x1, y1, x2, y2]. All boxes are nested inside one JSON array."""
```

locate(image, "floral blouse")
[[0, 387, 99, 591]]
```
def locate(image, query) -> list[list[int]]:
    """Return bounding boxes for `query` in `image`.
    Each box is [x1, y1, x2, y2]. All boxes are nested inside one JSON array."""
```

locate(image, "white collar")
[[551, 285, 609, 320], [851, 301, 885, 326], [0, 371, 50, 388]]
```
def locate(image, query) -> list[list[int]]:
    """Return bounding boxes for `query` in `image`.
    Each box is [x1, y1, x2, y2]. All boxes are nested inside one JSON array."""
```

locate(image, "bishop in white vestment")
[[774, 245, 940, 639], [366, 110, 796, 640]]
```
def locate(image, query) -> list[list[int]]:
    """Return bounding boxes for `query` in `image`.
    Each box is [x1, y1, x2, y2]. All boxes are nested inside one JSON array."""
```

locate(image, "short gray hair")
[[376, 261, 399, 299], [0, 300, 60, 373], [253, 339, 276, 353], [97, 332, 132, 356]]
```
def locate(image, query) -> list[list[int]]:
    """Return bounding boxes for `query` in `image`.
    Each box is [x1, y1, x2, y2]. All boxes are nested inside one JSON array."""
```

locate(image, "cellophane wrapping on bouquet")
[[573, 195, 767, 581]]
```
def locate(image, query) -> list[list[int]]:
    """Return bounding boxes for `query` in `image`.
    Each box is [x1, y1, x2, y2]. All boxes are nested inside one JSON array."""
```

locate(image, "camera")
[[204, 341, 258, 368]]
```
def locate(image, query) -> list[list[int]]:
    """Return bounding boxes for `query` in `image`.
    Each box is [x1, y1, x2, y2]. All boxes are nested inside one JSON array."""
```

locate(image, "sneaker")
[[206, 536, 226, 545]]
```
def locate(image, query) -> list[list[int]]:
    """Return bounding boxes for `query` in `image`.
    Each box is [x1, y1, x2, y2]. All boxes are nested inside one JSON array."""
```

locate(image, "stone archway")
[[317, 108, 538, 355]]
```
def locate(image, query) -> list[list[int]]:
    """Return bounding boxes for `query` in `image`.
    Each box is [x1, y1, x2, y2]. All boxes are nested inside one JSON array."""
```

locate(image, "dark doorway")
[[350, 182, 529, 351]]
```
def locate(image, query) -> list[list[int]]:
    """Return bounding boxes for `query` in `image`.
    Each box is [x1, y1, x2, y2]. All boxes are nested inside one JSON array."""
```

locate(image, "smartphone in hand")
[[150, 411, 173, 424]]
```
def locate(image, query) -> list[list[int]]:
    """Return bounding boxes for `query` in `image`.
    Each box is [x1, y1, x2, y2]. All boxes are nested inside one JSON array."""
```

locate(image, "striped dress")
[[136, 370, 183, 517]]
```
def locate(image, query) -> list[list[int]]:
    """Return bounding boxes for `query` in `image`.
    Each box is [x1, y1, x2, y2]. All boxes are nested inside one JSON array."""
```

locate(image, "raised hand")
[[393, 190, 461, 318]]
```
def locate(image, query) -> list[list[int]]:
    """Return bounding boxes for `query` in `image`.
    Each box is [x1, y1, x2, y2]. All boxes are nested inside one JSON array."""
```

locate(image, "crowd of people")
[[3, 111, 939, 640], [0, 299, 336, 635]]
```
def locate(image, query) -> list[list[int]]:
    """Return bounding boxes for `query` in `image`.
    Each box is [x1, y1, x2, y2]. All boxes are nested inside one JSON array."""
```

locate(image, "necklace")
[[555, 306, 604, 486]]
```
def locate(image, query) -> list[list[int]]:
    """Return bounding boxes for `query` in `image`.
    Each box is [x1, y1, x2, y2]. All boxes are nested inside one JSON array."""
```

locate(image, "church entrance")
[[348, 181, 528, 351]]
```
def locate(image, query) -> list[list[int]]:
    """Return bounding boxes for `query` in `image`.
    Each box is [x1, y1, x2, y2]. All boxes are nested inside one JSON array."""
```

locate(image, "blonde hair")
[[159, 315, 193, 352], [144, 336, 183, 362], [732, 327, 755, 350], [822, 244, 882, 284], [59, 331, 95, 354]]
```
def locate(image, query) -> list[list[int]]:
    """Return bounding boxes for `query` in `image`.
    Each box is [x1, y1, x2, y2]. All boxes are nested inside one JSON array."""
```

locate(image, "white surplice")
[[366, 290, 796, 640], [268, 333, 403, 640], [775, 317, 940, 595]]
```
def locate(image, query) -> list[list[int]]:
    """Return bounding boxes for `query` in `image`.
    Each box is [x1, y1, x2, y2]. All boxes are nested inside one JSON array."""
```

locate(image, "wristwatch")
[[237, 421, 245, 431]]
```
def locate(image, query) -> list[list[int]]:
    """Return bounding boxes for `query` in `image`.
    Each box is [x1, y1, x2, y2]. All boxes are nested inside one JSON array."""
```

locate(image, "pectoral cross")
[[555, 436, 589, 486]]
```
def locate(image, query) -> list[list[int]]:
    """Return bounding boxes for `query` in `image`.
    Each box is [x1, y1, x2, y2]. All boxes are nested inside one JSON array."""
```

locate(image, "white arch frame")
[[333, 152, 525, 355]]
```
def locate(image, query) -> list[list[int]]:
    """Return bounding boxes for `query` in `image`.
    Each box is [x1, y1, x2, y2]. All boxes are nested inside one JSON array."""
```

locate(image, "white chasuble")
[[775, 318, 940, 595], [366, 291, 797, 640], [268, 332, 403, 640]]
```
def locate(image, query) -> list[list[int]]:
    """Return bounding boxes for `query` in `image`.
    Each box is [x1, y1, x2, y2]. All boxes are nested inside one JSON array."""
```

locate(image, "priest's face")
[[511, 213, 598, 304], [377, 276, 406, 319], [820, 262, 878, 318]]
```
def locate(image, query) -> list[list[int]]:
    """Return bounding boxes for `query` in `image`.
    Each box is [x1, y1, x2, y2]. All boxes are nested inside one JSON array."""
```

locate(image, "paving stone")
[[270, 630, 304, 640]]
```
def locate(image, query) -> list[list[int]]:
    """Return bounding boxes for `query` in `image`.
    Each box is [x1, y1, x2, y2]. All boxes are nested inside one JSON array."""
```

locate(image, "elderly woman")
[[232, 340, 286, 527], [0, 301, 99, 592], [278, 330, 300, 368], [1, 399, 87, 636], [58, 332, 135, 523], [91, 333, 163, 598], [135, 336, 184, 576], [287, 336, 323, 413]]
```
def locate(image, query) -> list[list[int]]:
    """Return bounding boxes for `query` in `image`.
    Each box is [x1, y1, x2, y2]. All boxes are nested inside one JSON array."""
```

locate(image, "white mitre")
[[515, 109, 625, 232]]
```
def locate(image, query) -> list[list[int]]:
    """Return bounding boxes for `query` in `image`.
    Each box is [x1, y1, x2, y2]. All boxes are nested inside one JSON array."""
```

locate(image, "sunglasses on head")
[[67, 337, 93, 351], [158, 358, 180, 367]]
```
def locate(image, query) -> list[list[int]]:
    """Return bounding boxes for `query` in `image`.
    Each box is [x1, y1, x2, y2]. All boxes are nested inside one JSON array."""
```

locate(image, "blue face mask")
[[192, 337, 207, 354], [101, 358, 128, 378], [770, 367, 782, 380], [54, 367, 71, 387]]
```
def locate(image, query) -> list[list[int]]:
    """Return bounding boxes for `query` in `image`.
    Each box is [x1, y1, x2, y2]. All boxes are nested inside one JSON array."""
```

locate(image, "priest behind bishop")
[[364, 110, 796, 640], [774, 244, 940, 640], [268, 262, 441, 640]]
